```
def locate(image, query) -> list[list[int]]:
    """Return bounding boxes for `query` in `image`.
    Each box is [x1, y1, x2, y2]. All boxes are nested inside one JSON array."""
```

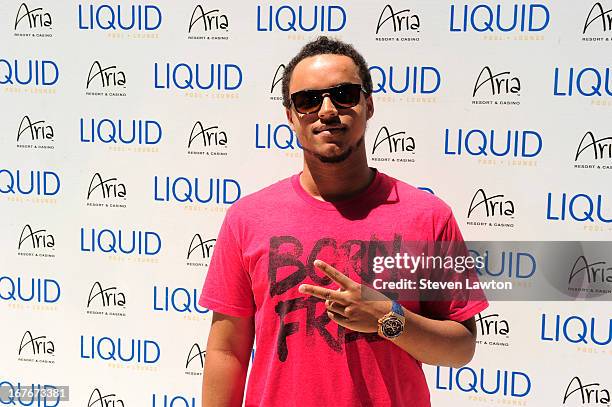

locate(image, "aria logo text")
[[78, 4, 162, 30], [189, 5, 228, 33], [476, 313, 509, 336], [450, 3, 549, 32], [376, 5, 420, 34], [256, 5, 346, 32], [87, 282, 126, 308], [88, 389, 125, 407], [17, 115, 54, 146], [18, 331, 55, 357], [467, 189, 515, 218], [583, 3, 612, 34], [186, 343, 206, 370], [473, 66, 520, 98], [474, 312, 511, 351], [187, 235, 215, 260], [86, 61, 126, 90], [18, 224, 54, 252], [87, 173, 127, 201], [14, 3, 52, 31], [569, 256, 612, 286], [372, 126, 415, 154], [188, 122, 227, 149], [270, 64, 285, 97], [563, 376, 610, 405], [575, 132, 612, 162]]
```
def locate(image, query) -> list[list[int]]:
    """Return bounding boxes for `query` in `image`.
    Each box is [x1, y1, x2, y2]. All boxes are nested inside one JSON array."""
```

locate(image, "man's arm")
[[389, 311, 477, 368], [202, 311, 255, 407]]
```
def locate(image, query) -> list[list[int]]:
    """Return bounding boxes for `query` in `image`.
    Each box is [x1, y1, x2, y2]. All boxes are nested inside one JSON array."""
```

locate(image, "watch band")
[[391, 300, 404, 317]]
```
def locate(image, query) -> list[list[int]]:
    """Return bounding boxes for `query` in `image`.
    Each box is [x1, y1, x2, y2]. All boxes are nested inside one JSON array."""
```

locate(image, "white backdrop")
[[1, 1, 611, 406]]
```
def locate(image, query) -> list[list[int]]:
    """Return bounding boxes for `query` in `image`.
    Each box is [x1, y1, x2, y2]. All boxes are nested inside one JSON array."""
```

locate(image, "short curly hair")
[[282, 36, 373, 108]]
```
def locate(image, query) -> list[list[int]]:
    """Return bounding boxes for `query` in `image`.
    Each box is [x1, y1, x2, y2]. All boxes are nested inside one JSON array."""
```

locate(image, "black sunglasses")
[[289, 83, 367, 114]]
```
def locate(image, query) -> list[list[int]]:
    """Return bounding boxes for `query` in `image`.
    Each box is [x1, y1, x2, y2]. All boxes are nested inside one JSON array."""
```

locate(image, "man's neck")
[[299, 152, 374, 202]]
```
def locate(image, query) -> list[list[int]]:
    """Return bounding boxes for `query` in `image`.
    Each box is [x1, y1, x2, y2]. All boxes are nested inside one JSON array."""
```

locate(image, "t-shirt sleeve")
[[198, 208, 255, 317], [420, 211, 489, 322]]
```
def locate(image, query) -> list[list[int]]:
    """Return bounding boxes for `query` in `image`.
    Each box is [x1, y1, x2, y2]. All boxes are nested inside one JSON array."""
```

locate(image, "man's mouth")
[[314, 125, 346, 135]]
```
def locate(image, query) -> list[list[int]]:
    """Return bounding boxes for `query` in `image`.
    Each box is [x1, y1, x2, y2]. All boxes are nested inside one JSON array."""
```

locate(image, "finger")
[[325, 299, 348, 317], [327, 310, 350, 323], [314, 259, 357, 290], [298, 284, 348, 305]]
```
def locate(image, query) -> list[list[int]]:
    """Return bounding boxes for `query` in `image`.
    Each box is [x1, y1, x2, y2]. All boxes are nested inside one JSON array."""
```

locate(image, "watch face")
[[381, 316, 404, 338]]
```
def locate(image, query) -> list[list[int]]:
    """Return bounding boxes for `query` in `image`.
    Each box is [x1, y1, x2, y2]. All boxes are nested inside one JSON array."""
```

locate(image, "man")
[[199, 36, 488, 406]]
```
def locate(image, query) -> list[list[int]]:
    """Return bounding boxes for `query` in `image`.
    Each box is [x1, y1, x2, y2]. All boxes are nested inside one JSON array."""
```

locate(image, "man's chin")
[[302, 136, 364, 164], [315, 147, 353, 163], [301, 143, 352, 164]]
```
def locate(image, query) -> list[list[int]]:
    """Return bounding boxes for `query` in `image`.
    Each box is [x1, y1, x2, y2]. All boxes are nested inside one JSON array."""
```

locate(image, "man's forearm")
[[202, 349, 249, 407], [388, 307, 476, 368]]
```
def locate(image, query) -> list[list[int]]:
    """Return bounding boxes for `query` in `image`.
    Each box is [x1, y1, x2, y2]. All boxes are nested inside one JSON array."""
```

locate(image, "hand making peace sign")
[[298, 259, 394, 335]]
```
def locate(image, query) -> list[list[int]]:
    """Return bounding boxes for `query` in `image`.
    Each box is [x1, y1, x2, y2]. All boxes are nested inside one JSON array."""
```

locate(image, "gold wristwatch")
[[377, 300, 406, 339]]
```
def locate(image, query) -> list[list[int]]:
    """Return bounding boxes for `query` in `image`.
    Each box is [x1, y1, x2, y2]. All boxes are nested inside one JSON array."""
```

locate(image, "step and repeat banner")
[[1, 1, 611, 406]]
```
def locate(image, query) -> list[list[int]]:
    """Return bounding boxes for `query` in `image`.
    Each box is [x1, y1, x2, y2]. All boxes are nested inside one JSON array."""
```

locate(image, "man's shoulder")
[[227, 175, 294, 215]]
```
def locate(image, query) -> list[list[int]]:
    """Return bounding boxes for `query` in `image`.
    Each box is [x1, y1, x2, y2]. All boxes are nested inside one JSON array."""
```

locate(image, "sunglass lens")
[[332, 84, 361, 107], [293, 91, 321, 114]]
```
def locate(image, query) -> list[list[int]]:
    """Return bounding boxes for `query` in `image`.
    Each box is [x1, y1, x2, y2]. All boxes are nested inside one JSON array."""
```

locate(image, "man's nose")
[[318, 94, 338, 119]]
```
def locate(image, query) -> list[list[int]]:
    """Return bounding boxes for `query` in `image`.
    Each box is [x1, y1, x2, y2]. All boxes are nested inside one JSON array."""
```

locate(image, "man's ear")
[[365, 95, 374, 120], [285, 107, 295, 131]]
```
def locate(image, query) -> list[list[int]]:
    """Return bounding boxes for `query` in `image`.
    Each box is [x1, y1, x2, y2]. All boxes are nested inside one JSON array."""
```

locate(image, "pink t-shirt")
[[199, 169, 488, 407]]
